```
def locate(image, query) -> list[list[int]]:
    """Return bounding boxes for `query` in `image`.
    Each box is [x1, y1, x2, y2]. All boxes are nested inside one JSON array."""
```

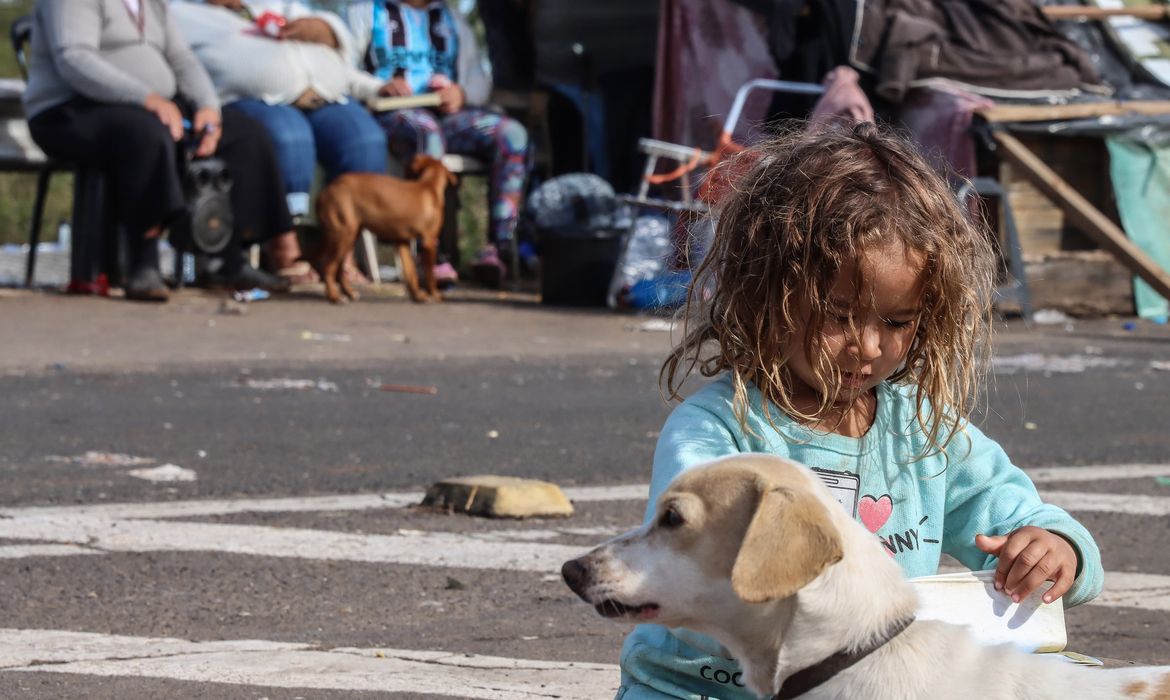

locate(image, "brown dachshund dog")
[[313, 155, 456, 303]]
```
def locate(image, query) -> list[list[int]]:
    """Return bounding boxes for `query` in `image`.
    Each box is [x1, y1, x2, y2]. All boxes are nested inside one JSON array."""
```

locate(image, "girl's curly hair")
[[662, 122, 997, 455]]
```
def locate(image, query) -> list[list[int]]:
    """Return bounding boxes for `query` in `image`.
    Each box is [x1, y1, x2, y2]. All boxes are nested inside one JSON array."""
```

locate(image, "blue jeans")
[[229, 98, 388, 216]]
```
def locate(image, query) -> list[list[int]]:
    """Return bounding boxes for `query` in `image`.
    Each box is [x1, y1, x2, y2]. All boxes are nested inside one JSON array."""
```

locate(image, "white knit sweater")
[[169, 1, 383, 106]]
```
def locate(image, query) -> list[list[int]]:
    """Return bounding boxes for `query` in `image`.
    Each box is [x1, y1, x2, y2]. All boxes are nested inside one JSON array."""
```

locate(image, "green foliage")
[[0, 171, 74, 246], [0, 1, 36, 78], [1, 1, 73, 246], [456, 175, 488, 272]]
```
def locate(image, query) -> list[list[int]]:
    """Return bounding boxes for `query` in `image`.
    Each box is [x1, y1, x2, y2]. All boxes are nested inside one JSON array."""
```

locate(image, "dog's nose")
[[562, 557, 590, 595]]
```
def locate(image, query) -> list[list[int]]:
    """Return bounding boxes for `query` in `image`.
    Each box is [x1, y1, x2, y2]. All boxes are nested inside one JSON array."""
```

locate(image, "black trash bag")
[[527, 173, 629, 306]]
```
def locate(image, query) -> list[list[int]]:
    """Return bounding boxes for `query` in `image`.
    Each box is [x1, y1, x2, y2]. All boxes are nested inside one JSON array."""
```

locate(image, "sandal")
[[276, 260, 320, 285]]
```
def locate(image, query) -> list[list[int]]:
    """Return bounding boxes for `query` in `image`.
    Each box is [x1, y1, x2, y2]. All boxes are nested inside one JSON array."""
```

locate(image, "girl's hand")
[[144, 93, 185, 142], [192, 107, 222, 157], [435, 83, 464, 114], [280, 18, 338, 47], [379, 78, 413, 97], [975, 527, 1078, 604]]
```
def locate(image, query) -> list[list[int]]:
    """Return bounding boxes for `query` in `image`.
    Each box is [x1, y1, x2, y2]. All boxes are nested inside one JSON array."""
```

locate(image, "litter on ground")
[[127, 464, 197, 483]]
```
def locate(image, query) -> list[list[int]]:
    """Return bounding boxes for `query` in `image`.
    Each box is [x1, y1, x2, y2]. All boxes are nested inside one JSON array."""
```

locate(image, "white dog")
[[562, 454, 1170, 699]]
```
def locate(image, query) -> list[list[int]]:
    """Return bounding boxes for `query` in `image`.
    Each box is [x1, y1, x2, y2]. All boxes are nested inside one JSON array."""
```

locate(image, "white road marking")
[[0, 629, 306, 669], [0, 517, 591, 572], [1096, 572, 1170, 612], [0, 628, 618, 699], [2, 465, 1163, 522], [1043, 491, 1170, 517], [126, 464, 197, 483], [0, 483, 647, 521], [0, 544, 99, 558], [992, 353, 1128, 373], [1, 492, 423, 520], [0, 512, 1167, 611], [1026, 464, 1170, 483]]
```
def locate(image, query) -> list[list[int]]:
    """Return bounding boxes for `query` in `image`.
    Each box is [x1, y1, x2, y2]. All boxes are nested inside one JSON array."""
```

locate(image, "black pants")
[[28, 98, 293, 271]]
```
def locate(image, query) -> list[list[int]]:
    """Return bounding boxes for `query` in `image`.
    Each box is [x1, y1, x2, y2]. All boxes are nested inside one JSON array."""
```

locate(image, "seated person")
[[302, 0, 532, 287], [171, 0, 391, 283], [23, 0, 292, 301]]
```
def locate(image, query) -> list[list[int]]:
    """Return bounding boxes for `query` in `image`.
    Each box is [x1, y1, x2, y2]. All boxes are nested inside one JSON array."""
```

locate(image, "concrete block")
[[422, 475, 574, 519]]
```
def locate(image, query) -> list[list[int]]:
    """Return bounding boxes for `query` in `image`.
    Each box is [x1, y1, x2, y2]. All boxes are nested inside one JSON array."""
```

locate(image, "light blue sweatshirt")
[[618, 375, 1103, 700]]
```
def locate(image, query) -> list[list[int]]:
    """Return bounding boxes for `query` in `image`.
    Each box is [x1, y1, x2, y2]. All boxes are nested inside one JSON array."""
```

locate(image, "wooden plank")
[[992, 131, 1170, 301], [1041, 5, 1170, 20], [979, 101, 1170, 123]]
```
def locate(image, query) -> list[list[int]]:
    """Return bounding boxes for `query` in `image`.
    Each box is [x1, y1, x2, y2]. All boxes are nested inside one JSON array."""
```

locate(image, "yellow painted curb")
[[422, 475, 574, 518]]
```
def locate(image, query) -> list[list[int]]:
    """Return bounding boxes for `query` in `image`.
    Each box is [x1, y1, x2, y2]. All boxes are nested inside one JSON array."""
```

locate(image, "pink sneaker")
[[432, 261, 458, 289], [470, 246, 507, 289]]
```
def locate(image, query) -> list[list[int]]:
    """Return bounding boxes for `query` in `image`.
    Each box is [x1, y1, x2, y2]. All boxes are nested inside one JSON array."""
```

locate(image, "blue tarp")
[[1106, 135, 1170, 320]]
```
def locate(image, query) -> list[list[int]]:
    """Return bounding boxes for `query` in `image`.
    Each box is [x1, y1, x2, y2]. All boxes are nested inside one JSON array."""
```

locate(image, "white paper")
[[909, 570, 1066, 653]]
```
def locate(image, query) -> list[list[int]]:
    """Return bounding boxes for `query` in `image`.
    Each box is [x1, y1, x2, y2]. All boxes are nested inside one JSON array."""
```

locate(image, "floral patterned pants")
[[376, 107, 529, 244]]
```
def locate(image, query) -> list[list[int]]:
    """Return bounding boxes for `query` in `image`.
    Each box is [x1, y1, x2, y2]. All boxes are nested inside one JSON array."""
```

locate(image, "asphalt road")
[[1, 288, 1168, 698]]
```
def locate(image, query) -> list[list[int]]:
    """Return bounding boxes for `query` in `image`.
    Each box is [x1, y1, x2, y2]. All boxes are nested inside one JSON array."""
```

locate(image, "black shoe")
[[202, 263, 292, 293], [124, 267, 170, 303]]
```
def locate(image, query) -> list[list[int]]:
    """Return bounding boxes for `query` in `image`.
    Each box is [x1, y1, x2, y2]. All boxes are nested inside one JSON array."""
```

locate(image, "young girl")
[[617, 123, 1103, 700]]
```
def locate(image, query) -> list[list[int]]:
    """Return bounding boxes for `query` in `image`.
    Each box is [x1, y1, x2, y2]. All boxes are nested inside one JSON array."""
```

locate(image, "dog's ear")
[[730, 484, 844, 604]]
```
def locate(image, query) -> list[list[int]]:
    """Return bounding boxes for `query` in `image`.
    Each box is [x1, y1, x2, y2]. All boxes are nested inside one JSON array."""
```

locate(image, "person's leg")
[[307, 101, 391, 285], [28, 99, 186, 301], [308, 100, 389, 180], [440, 108, 530, 286], [206, 105, 295, 291], [375, 108, 459, 285], [228, 99, 315, 273], [440, 107, 529, 247], [226, 99, 316, 216], [376, 107, 446, 163], [227, 99, 318, 276]]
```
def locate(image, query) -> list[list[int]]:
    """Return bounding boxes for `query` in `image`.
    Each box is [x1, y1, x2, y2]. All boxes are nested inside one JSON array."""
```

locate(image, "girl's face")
[[786, 240, 925, 408]]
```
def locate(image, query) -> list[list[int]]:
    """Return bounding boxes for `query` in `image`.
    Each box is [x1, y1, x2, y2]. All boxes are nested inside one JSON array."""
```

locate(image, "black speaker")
[[172, 156, 233, 255]]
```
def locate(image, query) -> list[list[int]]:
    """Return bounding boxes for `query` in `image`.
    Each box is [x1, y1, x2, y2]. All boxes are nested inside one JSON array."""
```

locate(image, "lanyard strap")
[[121, 0, 145, 36]]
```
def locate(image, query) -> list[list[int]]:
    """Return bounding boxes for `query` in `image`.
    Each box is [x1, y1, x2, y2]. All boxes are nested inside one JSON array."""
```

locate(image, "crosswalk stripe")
[[1026, 464, 1170, 483], [0, 493, 422, 521], [0, 484, 648, 521], [1096, 573, 1170, 612], [0, 629, 618, 699], [0, 544, 99, 559], [2, 466, 1165, 522], [1043, 491, 1170, 517], [0, 517, 589, 572], [0, 510, 1167, 611]]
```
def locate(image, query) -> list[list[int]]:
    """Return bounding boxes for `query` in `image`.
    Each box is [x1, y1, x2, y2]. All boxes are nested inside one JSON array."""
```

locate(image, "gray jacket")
[[23, 0, 220, 119]]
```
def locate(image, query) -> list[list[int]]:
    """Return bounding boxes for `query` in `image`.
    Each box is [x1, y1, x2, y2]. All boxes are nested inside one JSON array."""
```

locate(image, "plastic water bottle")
[[182, 253, 196, 284], [56, 219, 71, 251]]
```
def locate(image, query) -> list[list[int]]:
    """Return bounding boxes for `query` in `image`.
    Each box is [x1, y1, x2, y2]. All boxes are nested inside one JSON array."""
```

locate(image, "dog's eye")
[[658, 506, 685, 529]]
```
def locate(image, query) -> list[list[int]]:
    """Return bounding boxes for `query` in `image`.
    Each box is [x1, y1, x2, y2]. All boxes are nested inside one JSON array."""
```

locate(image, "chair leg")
[[25, 167, 52, 288], [70, 167, 103, 288], [441, 181, 461, 268], [360, 230, 381, 284], [508, 236, 520, 291]]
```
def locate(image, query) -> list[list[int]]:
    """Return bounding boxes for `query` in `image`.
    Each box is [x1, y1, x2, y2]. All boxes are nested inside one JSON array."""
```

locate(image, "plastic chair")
[[10, 14, 118, 291]]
